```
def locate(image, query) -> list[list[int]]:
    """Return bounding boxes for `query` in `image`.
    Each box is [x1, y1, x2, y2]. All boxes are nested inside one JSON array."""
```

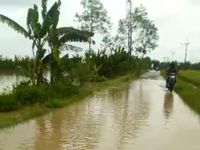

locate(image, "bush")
[[14, 86, 48, 105], [0, 94, 20, 112], [47, 98, 65, 108], [50, 78, 79, 98]]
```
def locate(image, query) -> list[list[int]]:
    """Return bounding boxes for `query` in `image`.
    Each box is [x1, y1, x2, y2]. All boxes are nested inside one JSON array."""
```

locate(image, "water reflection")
[[1, 71, 200, 150], [14, 81, 149, 150], [0, 72, 49, 94], [163, 92, 174, 119], [0, 73, 27, 93], [104, 81, 150, 149]]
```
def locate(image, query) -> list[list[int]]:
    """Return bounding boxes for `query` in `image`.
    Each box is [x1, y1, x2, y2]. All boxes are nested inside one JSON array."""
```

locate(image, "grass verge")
[[175, 78, 200, 114], [178, 70, 200, 87], [0, 71, 138, 129]]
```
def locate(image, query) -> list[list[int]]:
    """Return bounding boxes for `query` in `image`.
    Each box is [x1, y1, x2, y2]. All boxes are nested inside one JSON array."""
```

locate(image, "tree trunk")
[[89, 37, 92, 52]]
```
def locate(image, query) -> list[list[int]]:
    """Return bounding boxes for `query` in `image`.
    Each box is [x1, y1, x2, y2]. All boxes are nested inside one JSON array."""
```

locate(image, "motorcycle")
[[166, 73, 176, 92]]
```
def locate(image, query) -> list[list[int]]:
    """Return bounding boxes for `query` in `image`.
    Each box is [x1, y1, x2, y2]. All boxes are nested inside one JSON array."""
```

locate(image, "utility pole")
[[126, 0, 132, 54], [181, 41, 190, 63], [171, 50, 175, 62]]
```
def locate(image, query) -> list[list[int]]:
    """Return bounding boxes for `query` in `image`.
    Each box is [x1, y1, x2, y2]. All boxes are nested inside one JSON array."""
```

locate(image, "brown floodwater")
[[0, 71, 200, 150]]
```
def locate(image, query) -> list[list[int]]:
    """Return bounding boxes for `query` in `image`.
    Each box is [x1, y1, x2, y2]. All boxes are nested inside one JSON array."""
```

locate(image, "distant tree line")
[[152, 60, 200, 71], [0, 55, 32, 71]]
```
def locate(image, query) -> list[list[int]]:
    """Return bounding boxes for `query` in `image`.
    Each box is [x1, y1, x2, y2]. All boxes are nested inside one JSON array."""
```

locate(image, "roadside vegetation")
[[0, 0, 158, 128], [178, 70, 200, 87], [175, 70, 200, 114]]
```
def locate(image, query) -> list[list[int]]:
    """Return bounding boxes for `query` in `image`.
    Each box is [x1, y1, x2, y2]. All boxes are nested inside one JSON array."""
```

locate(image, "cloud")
[[190, 0, 200, 5], [0, 0, 38, 6], [0, 0, 199, 62]]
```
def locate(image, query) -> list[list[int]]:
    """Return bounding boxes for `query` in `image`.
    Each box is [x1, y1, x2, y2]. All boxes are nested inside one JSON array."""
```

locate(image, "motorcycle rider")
[[166, 62, 178, 88]]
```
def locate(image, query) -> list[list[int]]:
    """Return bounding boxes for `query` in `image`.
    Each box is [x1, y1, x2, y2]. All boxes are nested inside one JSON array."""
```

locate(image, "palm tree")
[[0, 0, 93, 85]]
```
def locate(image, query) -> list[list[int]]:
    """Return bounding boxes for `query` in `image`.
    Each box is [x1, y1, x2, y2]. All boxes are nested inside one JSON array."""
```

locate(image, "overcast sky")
[[0, 0, 200, 62]]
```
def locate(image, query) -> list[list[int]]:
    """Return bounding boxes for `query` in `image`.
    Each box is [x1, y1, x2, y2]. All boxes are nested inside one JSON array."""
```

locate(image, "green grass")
[[0, 71, 138, 129], [178, 70, 200, 87], [175, 70, 200, 114]]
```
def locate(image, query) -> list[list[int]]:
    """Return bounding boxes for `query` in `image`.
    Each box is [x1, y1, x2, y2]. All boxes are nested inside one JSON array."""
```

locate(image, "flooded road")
[[0, 71, 200, 150]]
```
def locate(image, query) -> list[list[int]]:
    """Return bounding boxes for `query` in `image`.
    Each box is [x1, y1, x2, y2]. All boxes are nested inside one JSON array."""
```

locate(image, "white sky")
[[0, 0, 200, 62]]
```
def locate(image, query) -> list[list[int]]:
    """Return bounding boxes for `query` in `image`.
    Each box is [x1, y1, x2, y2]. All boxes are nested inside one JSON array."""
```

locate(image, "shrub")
[[50, 78, 79, 98], [0, 94, 20, 112], [47, 98, 65, 108], [14, 86, 48, 105]]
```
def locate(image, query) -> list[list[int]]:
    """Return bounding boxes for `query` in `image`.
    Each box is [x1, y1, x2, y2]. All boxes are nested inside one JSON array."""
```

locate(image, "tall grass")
[[178, 70, 200, 87], [175, 79, 200, 114], [175, 70, 200, 114]]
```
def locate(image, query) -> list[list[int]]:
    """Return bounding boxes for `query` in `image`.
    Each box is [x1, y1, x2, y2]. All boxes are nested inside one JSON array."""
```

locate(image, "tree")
[[75, 0, 111, 51], [45, 27, 94, 84], [0, 0, 93, 85], [26, 0, 62, 85], [100, 33, 114, 52], [116, 5, 159, 56]]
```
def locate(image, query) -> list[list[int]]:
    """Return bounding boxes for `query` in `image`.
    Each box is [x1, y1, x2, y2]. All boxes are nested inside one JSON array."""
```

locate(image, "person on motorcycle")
[[166, 62, 178, 88]]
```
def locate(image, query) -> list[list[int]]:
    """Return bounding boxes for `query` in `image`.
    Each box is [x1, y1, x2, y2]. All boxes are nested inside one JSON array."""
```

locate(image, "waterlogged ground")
[[0, 71, 200, 150]]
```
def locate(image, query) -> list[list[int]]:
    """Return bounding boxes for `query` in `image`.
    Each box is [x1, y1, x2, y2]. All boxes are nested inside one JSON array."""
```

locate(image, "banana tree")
[[45, 27, 94, 84], [0, 0, 59, 85], [0, 0, 93, 85], [0, 14, 35, 82]]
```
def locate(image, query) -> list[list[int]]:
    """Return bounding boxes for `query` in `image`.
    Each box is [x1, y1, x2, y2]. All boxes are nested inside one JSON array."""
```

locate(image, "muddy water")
[[0, 73, 27, 94], [0, 71, 200, 150]]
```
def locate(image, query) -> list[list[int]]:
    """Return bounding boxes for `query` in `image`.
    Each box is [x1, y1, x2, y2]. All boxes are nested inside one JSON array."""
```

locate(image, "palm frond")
[[0, 14, 29, 38], [41, 2, 60, 36], [57, 27, 94, 44], [42, 0, 48, 19], [61, 44, 83, 52], [46, 2, 60, 28]]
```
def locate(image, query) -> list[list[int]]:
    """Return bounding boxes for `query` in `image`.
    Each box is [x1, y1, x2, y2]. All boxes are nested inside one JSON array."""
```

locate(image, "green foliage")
[[60, 55, 90, 84], [47, 98, 65, 108], [59, 46, 151, 85], [48, 78, 79, 98], [0, 55, 32, 71], [178, 70, 200, 87], [117, 5, 159, 55], [0, 95, 20, 112], [75, 0, 111, 50], [0, 14, 29, 38], [75, 0, 111, 33], [82, 47, 150, 80], [14, 85, 48, 105], [175, 78, 200, 114], [101, 33, 114, 51]]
